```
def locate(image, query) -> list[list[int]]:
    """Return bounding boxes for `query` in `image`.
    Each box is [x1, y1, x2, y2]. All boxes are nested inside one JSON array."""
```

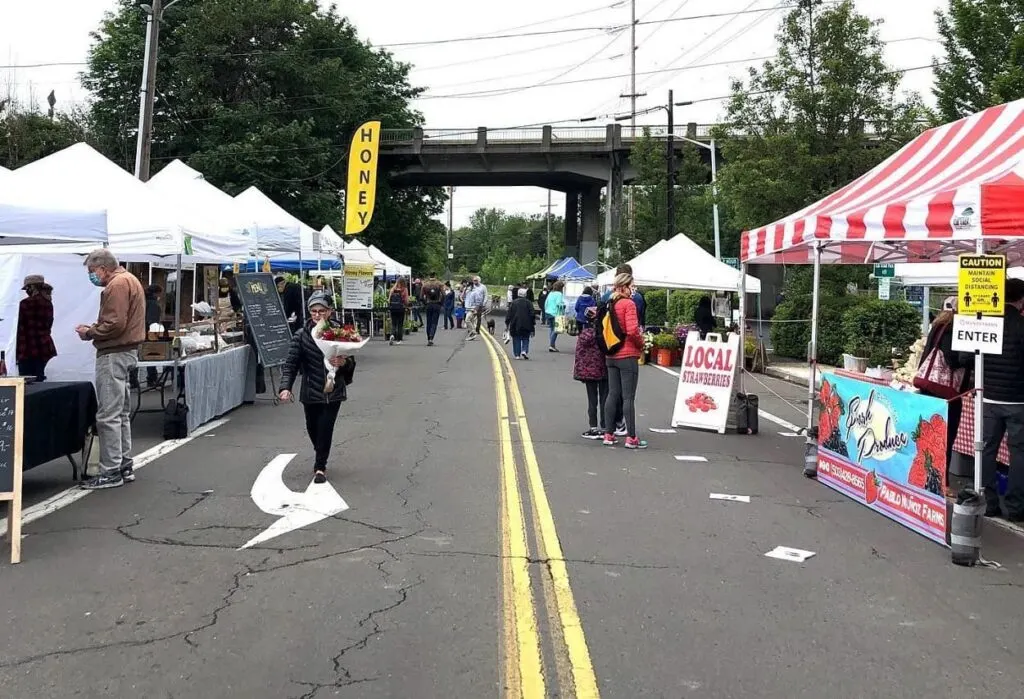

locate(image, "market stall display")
[[23, 381, 97, 481]]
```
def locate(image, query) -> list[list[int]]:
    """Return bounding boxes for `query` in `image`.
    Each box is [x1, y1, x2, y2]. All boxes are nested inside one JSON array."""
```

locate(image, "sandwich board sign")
[[0, 378, 25, 564]]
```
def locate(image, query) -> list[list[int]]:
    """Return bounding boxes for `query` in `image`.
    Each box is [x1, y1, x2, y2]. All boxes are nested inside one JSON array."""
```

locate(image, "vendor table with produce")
[[24, 381, 97, 480], [133, 344, 257, 435]]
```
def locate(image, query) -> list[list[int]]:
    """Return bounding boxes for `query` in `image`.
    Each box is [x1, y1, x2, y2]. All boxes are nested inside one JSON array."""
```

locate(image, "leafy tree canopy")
[[934, 0, 1024, 122], [451, 207, 561, 276], [83, 0, 443, 270]]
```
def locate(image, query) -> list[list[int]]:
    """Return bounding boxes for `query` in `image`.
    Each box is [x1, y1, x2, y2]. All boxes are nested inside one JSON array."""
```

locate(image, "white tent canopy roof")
[[8, 143, 190, 256], [319, 225, 344, 255], [599, 235, 761, 293], [234, 186, 320, 256], [146, 160, 255, 262], [596, 239, 669, 287], [367, 244, 411, 277], [895, 262, 1024, 286], [339, 240, 385, 273]]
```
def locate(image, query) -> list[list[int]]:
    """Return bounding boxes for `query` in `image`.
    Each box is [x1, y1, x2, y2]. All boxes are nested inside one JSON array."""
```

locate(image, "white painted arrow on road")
[[239, 453, 349, 550]]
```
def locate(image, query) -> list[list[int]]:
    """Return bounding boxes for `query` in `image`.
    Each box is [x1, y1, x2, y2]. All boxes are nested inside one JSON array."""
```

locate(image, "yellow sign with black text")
[[344, 120, 381, 236], [958, 253, 1006, 316]]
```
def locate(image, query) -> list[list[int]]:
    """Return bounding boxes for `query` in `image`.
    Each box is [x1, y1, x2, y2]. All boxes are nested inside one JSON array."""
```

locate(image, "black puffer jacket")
[[280, 321, 356, 404], [975, 310, 1024, 403]]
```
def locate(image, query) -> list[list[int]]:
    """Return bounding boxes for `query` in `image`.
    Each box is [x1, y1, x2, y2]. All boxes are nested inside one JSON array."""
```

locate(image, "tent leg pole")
[[973, 238, 985, 495], [922, 286, 930, 336], [738, 265, 747, 395], [806, 242, 822, 436], [148, 263, 153, 286]]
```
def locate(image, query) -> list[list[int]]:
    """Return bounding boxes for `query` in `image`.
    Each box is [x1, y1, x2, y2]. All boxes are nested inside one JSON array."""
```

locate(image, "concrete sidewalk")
[[763, 359, 834, 388]]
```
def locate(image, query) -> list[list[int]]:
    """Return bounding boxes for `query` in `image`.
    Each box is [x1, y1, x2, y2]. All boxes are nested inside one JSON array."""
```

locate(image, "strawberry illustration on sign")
[[685, 392, 717, 413], [864, 471, 880, 505]]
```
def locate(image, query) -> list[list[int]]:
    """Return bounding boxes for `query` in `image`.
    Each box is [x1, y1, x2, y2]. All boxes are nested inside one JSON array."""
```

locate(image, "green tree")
[[480, 246, 545, 287], [83, 0, 443, 270], [0, 101, 92, 169], [618, 129, 720, 261], [934, 0, 1024, 122], [717, 0, 926, 234], [451, 207, 560, 273]]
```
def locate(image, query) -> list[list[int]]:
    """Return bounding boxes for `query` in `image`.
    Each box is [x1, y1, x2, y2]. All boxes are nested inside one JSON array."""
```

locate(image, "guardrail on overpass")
[[379, 124, 707, 148]]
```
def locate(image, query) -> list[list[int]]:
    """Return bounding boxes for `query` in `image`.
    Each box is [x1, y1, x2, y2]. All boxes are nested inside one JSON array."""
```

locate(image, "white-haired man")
[[76, 249, 146, 490], [464, 276, 488, 341]]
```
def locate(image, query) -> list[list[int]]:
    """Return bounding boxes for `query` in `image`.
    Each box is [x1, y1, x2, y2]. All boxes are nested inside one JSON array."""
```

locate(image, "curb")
[[763, 366, 811, 388]]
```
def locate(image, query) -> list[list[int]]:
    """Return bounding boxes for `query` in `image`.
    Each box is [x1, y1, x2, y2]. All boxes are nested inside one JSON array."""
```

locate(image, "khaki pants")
[[95, 350, 138, 477]]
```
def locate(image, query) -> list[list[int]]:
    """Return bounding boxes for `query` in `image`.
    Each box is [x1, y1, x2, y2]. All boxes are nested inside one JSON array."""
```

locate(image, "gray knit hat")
[[307, 291, 332, 310]]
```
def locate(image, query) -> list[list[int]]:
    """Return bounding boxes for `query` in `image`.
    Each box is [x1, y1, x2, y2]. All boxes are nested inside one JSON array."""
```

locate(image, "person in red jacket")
[[602, 272, 647, 449]]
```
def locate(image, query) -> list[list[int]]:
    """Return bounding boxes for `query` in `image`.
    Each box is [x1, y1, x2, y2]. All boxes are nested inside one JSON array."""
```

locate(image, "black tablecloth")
[[24, 382, 97, 471]]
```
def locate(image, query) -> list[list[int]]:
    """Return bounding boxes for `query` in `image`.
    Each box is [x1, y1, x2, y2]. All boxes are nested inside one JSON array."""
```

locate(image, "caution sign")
[[958, 254, 1006, 316]]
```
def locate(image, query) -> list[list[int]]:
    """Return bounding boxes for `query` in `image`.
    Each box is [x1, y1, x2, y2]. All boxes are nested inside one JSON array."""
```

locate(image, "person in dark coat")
[[970, 279, 1024, 520], [695, 296, 715, 339], [573, 306, 608, 440], [276, 275, 305, 334], [144, 284, 163, 385], [506, 288, 536, 359], [279, 292, 356, 483], [16, 274, 57, 381], [442, 281, 456, 330]]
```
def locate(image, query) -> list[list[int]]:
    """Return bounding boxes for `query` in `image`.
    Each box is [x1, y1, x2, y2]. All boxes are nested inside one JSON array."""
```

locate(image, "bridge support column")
[[580, 186, 601, 266], [564, 191, 579, 258], [605, 156, 623, 258]]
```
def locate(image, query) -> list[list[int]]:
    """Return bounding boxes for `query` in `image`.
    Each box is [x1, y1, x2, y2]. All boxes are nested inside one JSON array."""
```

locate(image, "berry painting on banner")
[[817, 374, 949, 546], [671, 332, 738, 434]]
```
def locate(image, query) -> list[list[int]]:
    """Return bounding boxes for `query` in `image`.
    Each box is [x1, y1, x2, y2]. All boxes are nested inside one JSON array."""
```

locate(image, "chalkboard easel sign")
[[235, 273, 293, 368], [0, 378, 25, 564]]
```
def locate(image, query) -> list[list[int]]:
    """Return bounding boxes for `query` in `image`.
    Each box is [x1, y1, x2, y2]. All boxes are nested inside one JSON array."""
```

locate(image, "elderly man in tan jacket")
[[76, 248, 146, 490]]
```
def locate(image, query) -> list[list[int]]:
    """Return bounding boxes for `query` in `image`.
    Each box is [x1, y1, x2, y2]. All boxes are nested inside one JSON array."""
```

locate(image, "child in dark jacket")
[[573, 308, 608, 440]]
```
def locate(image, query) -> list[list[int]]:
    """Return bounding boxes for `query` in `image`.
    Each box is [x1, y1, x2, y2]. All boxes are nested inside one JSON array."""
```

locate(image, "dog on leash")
[[486, 318, 496, 334]]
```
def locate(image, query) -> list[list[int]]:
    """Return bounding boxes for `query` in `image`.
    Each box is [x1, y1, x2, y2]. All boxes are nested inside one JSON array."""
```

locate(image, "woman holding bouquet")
[[279, 292, 356, 484]]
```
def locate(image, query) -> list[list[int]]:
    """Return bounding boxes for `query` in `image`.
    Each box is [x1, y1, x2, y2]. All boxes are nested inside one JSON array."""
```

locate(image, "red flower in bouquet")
[[909, 413, 948, 495], [317, 323, 362, 343]]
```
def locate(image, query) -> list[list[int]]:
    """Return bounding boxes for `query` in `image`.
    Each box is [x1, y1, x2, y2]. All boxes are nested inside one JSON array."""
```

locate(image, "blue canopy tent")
[[227, 258, 342, 273], [545, 257, 595, 281]]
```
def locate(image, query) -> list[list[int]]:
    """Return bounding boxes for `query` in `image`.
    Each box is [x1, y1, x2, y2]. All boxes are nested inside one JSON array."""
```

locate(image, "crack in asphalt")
[[290, 545, 424, 699], [406, 548, 675, 570], [175, 491, 213, 519]]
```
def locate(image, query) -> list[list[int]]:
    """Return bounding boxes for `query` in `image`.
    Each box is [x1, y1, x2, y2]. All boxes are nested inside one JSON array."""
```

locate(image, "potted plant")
[[653, 333, 679, 367], [640, 332, 654, 365], [744, 335, 757, 371]]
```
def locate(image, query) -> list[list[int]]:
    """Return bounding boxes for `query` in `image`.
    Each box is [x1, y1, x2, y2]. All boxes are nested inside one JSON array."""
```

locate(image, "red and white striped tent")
[[741, 99, 1024, 265]]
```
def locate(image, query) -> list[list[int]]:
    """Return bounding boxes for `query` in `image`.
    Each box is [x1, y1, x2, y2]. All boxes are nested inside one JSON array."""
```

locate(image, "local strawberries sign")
[[671, 332, 738, 434], [817, 374, 950, 546]]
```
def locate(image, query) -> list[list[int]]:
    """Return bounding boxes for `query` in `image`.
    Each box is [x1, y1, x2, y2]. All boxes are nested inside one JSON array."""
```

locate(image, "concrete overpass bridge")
[[379, 123, 717, 264]]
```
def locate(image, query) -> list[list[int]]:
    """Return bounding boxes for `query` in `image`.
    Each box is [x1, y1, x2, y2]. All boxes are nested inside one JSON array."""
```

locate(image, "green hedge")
[[771, 295, 865, 366], [641, 289, 712, 326], [842, 299, 921, 366], [642, 289, 667, 325]]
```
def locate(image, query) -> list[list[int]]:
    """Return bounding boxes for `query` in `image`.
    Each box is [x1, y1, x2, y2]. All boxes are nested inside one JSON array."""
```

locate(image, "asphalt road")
[[1, 326, 1023, 698]]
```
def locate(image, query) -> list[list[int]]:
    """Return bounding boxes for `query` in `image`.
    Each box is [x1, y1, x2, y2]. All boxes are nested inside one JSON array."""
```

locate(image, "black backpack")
[[425, 283, 442, 304], [594, 299, 627, 355], [162, 396, 189, 439], [389, 290, 405, 310]]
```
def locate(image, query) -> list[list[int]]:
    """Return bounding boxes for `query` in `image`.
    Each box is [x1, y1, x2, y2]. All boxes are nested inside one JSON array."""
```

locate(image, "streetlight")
[[134, 0, 183, 181]]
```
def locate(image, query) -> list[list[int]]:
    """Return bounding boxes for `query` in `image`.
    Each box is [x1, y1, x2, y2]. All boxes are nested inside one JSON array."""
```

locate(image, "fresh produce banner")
[[817, 374, 949, 546], [671, 332, 738, 434]]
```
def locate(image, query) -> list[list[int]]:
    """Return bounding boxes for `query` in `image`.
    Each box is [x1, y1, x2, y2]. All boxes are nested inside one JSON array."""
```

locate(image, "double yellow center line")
[[482, 331, 600, 699]]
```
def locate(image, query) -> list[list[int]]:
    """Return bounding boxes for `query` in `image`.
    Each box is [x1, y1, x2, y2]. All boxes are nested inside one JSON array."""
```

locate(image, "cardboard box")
[[139, 342, 172, 361]]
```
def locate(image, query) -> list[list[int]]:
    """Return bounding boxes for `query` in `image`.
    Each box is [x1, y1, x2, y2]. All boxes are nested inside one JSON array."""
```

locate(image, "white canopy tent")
[[319, 225, 344, 256], [147, 160, 257, 261], [596, 239, 669, 287], [339, 239, 385, 274], [234, 186, 320, 258], [368, 244, 411, 278], [598, 234, 761, 293], [6, 144, 196, 257]]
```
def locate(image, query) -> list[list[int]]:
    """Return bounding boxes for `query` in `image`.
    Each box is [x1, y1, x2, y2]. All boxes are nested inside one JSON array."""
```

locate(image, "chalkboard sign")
[[0, 378, 25, 564], [236, 273, 293, 368]]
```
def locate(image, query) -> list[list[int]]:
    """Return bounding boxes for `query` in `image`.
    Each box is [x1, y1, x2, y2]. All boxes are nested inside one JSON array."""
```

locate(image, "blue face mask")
[[88, 272, 103, 287]]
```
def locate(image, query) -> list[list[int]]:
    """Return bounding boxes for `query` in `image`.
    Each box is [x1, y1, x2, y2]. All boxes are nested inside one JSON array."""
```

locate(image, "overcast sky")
[[0, 0, 945, 228]]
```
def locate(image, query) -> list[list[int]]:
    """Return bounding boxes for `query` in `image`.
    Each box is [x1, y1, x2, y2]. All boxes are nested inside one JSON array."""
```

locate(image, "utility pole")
[[546, 190, 553, 260], [618, 0, 644, 234], [446, 186, 454, 279], [666, 89, 675, 241], [134, 0, 165, 182]]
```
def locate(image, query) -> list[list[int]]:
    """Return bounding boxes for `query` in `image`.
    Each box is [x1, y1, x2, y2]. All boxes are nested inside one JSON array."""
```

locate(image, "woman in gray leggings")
[[602, 273, 647, 449]]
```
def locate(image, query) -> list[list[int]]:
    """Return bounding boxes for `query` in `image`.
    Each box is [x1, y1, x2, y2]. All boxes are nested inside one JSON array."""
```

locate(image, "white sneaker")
[[614, 424, 628, 437]]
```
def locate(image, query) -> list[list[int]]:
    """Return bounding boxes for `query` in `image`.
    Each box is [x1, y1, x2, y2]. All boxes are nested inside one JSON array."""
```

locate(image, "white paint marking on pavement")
[[240, 453, 350, 550], [778, 431, 802, 437], [650, 427, 676, 434], [1, 418, 229, 532], [765, 546, 816, 563], [585, 471, 597, 476], [674, 455, 708, 463], [649, 364, 804, 434], [709, 493, 751, 503]]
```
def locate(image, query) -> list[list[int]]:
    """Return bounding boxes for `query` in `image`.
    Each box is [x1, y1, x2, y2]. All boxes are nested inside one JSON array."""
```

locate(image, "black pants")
[[390, 309, 405, 341], [443, 307, 454, 329], [946, 397, 962, 478], [303, 401, 343, 470], [982, 402, 1024, 518], [17, 358, 49, 382], [425, 303, 442, 340], [585, 378, 609, 430], [604, 357, 640, 438]]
